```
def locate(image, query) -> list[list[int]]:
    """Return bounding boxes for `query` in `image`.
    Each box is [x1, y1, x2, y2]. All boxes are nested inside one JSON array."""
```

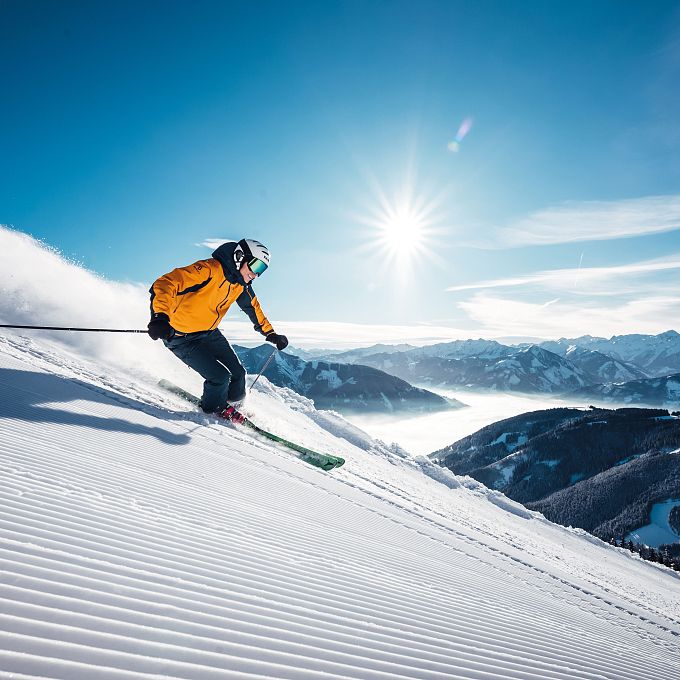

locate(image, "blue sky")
[[2, 0, 680, 344]]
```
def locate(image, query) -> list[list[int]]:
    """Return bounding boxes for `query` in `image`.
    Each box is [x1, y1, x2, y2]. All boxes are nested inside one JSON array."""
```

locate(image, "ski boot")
[[219, 405, 246, 425]]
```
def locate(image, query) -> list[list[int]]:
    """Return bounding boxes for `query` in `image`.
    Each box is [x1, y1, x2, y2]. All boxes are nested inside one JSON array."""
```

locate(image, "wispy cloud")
[[447, 251, 680, 337], [195, 238, 236, 249], [458, 292, 680, 339], [446, 255, 680, 293], [495, 194, 680, 247]]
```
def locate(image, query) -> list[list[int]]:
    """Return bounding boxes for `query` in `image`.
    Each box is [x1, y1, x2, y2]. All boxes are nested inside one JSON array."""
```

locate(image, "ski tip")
[[316, 457, 345, 471]]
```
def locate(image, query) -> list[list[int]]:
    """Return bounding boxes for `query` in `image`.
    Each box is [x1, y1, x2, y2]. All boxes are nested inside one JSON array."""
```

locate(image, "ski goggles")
[[247, 257, 268, 276]]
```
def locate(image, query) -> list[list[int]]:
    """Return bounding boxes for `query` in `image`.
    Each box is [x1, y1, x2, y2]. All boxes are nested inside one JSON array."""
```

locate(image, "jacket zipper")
[[210, 283, 232, 330]]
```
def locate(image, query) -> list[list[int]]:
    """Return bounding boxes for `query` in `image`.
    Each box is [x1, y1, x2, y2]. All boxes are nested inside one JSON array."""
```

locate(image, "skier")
[[147, 239, 288, 417]]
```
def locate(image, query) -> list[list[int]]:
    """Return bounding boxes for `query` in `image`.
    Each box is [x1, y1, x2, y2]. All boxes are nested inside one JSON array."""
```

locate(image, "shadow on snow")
[[0, 368, 190, 446]]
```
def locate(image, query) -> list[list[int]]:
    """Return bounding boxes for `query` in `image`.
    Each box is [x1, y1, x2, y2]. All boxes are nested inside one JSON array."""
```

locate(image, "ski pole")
[[0, 324, 147, 333], [250, 346, 277, 391]]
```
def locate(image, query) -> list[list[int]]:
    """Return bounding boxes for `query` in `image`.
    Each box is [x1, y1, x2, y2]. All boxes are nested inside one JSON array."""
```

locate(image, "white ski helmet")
[[234, 238, 270, 275]]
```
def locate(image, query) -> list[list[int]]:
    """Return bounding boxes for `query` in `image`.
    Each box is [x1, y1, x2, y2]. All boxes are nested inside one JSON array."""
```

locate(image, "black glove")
[[147, 313, 175, 341], [266, 332, 289, 351]]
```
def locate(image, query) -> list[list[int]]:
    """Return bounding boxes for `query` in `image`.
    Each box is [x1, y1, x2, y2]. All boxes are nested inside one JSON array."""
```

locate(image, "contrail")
[[574, 251, 584, 288]]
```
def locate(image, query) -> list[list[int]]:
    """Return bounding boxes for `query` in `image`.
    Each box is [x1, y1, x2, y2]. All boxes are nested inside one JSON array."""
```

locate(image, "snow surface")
[[2, 333, 680, 679], [1, 228, 680, 678], [488, 432, 528, 450], [492, 460, 518, 486], [627, 499, 680, 548]]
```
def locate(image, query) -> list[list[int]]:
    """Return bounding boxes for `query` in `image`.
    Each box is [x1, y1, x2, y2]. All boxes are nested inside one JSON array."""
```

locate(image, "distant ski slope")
[[1, 332, 680, 680]]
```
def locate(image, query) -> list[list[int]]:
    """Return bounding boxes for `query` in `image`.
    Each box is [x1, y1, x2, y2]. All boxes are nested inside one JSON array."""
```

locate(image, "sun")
[[378, 202, 427, 256], [356, 178, 445, 276]]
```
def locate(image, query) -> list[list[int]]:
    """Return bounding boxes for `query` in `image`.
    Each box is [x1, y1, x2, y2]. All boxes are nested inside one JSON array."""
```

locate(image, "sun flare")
[[356, 178, 446, 277], [378, 204, 427, 256]]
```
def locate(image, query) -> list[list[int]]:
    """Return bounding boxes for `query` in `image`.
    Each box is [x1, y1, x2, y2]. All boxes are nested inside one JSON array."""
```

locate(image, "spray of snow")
[[0, 225, 219, 394]]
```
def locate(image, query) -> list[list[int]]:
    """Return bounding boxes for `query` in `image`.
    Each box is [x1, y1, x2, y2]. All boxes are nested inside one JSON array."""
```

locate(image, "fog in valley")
[[347, 389, 592, 456]]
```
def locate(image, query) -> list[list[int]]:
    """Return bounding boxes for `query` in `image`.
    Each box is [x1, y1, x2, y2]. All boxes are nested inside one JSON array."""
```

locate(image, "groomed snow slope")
[[1, 332, 680, 680]]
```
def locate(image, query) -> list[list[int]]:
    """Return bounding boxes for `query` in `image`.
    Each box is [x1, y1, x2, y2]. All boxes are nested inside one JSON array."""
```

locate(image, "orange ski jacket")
[[149, 242, 275, 336]]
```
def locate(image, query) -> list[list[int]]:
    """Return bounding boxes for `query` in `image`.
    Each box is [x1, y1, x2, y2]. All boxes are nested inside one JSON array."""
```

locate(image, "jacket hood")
[[212, 241, 246, 285]]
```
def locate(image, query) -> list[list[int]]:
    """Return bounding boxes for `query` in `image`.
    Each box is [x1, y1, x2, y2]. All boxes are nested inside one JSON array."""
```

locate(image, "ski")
[[158, 379, 345, 471]]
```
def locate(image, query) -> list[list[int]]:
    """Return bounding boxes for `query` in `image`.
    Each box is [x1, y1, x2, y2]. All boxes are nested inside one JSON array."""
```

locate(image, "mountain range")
[[540, 330, 680, 376], [348, 344, 592, 394], [289, 330, 680, 406], [234, 344, 463, 415], [431, 407, 680, 546], [571, 373, 680, 405]]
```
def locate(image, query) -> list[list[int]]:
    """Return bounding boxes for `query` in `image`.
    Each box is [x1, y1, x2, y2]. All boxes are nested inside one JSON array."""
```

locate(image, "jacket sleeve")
[[149, 259, 214, 319], [236, 285, 275, 336]]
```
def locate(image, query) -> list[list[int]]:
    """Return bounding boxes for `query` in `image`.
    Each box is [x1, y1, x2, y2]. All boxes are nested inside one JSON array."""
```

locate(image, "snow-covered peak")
[[577, 331, 680, 375], [413, 337, 514, 359], [565, 346, 650, 383]]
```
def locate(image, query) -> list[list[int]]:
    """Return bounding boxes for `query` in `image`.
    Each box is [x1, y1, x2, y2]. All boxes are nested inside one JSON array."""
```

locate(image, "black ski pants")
[[164, 329, 246, 412]]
